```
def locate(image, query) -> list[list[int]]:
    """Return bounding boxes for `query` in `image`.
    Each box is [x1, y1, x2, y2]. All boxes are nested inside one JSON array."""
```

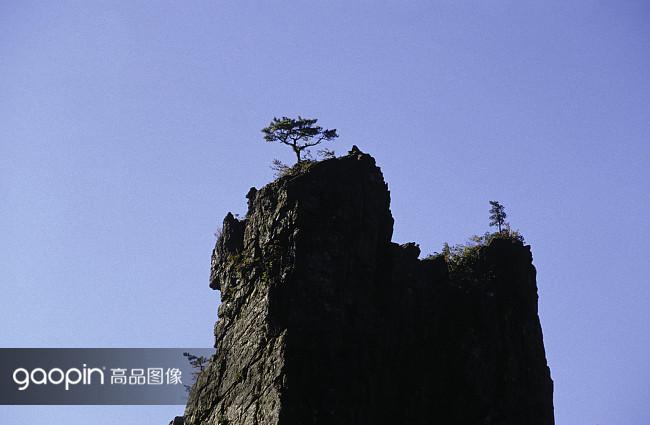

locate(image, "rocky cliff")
[[178, 148, 554, 425]]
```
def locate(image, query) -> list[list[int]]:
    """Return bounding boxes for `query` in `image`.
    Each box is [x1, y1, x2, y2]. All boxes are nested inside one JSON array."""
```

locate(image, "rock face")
[[181, 150, 554, 425]]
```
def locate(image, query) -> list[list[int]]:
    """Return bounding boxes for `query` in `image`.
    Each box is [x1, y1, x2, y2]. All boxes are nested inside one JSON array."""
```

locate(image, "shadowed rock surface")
[[179, 149, 554, 425]]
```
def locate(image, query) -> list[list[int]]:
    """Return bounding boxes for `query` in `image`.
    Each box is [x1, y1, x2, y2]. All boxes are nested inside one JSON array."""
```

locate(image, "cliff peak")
[[182, 150, 554, 425]]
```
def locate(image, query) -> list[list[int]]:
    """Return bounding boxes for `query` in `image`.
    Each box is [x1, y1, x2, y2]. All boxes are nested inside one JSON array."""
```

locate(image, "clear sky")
[[1, 1, 648, 424]]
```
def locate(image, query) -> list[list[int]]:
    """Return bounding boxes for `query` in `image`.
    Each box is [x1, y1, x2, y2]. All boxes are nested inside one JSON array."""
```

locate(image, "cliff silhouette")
[[172, 148, 554, 425]]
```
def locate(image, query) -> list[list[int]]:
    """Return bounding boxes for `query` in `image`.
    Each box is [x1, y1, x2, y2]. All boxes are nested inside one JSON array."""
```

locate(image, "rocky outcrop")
[[180, 149, 554, 425]]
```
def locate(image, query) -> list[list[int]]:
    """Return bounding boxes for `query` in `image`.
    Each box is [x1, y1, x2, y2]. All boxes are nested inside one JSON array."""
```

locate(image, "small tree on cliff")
[[489, 200, 508, 232], [183, 352, 209, 393], [262, 116, 338, 163]]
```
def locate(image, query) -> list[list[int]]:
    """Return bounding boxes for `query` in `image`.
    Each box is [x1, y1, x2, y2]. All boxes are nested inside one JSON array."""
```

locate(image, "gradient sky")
[[1, 1, 649, 424]]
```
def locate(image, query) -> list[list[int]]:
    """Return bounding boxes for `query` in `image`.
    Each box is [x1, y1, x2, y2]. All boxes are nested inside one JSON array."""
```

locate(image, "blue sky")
[[1, 1, 648, 424]]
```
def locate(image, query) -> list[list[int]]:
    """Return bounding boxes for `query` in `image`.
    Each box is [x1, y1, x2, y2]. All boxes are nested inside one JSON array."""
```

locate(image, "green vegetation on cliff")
[[433, 229, 525, 280], [430, 201, 525, 280]]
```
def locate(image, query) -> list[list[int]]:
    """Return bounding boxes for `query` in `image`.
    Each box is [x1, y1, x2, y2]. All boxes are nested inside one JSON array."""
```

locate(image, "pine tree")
[[262, 116, 338, 163], [489, 200, 507, 232]]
